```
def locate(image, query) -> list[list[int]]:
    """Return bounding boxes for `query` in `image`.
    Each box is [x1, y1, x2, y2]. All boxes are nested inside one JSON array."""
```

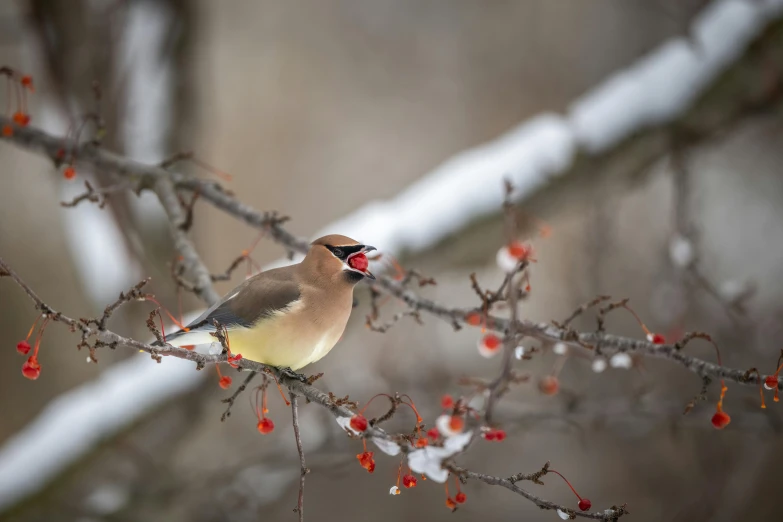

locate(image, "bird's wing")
[[163, 267, 301, 345]]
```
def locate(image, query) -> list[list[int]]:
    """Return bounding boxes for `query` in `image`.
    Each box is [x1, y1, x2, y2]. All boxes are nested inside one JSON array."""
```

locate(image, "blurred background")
[[2, 0, 783, 521]]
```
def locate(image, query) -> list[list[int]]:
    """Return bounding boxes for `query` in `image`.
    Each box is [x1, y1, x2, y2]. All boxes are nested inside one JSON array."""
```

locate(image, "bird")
[[157, 234, 375, 375]]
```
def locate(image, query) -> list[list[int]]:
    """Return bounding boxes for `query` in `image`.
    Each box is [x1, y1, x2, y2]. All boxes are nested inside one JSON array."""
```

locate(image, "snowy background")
[[2, 1, 783, 521]]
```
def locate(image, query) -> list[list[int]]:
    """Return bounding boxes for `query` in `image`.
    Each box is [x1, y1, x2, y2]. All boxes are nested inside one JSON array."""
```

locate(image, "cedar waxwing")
[[157, 234, 375, 371]]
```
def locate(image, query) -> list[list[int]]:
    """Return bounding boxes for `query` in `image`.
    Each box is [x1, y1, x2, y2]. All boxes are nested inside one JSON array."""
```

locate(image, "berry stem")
[[548, 469, 585, 502], [144, 296, 190, 331], [25, 315, 41, 342], [618, 302, 652, 337], [358, 393, 393, 415], [32, 316, 51, 357]]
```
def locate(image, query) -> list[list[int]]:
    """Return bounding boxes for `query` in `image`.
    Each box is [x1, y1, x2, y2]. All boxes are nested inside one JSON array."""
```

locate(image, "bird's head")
[[306, 234, 376, 284]]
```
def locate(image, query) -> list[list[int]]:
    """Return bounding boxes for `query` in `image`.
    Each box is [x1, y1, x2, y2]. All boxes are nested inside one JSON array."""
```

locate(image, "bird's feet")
[[279, 366, 308, 383]]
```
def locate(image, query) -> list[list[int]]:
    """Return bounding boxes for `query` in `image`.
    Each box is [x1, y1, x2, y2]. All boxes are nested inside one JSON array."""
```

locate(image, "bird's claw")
[[279, 366, 308, 383]]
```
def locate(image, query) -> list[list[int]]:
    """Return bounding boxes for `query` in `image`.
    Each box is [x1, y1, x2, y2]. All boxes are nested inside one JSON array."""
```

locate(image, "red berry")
[[494, 429, 506, 441], [426, 427, 440, 440], [415, 437, 428, 448], [448, 415, 464, 432], [538, 375, 559, 396], [227, 353, 243, 368], [56, 148, 66, 159], [455, 492, 467, 504], [764, 375, 778, 391], [357, 451, 375, 472], [350, 414, 368, 432], [257, 417, 275, 434], [348, 253, 369, 271], [465, 312, 482, 326], [218, 375, 232, 389], [402, 474, 417, 488], [20, 75, 34, 91], [578, 498, 591, 511], [483, 334, 501, 350], [478, 333, 503, 358], [12, 112, 30, 126], [16, 340, 31, 355], [22, 356, 40, 380], [2, 125, 12, 137], [63, 166, 76, 180], [648, 333, 666, 344], [441, 394, 454, 410], [711, 411, 731, 429], [483, 430, 497, 441], [508, 241, 531, 260]]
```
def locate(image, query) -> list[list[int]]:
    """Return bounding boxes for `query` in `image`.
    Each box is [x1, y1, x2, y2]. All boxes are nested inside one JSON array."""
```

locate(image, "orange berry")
[[538, 375, 559, 396], [448, 415, 464, 432], [20, 75, 34, 91], [465, 312, 482, 326], [12, 112, 30, 126], [63, 166, 76, 180], [2, 125, 12, 137]]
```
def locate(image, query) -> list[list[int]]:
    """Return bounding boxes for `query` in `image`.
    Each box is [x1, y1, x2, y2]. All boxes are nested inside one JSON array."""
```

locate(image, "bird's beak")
[[346, 245, 376, 280], [360, 245, 376, 279]]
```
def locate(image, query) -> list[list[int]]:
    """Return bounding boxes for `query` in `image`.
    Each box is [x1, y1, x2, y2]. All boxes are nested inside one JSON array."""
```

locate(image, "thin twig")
[[221, 371, 258, 422], [290, 393, 308, 522]]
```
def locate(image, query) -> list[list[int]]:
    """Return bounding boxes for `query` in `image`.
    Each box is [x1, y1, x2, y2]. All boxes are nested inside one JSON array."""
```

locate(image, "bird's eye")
[[332, 247, 344, 258]]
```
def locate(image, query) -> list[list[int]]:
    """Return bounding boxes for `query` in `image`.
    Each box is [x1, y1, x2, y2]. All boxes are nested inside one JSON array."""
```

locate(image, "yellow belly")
[[227, 311, 345, 370]]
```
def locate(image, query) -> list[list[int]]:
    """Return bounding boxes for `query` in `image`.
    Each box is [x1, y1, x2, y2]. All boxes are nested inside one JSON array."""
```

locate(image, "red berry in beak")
[[348, 253, 369, 271], [16, 340, 31, 355], [578, 498, 592, 511]]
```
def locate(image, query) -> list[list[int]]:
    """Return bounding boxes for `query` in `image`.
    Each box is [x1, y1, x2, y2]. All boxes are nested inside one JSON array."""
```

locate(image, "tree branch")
[[0, 117, 777, 390], [0, 256, 624, 519]]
